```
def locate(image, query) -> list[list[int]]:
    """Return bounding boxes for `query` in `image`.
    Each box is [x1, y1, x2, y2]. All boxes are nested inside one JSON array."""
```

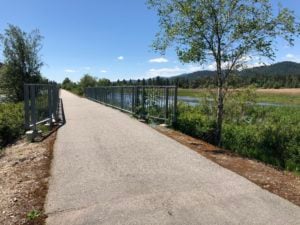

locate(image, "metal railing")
[[85, 86, 177, 124], [24, 83, 60, 132]]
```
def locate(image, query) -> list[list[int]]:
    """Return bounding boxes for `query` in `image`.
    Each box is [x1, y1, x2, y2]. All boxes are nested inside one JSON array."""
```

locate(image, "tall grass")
[[175, 88, 300, 172]]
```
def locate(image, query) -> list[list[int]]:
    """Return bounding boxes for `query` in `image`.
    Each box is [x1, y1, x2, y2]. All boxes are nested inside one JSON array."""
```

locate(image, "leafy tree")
[[148, 0, 300, 145], [98, 78, 111, 86], [79, 74, 97, 90], [62, 77, 76, 90], [0, 25, 43, 102]]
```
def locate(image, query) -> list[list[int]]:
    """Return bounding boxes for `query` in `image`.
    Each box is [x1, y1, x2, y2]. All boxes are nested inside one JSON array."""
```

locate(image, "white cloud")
[[100, 70, 107, 73], [285, 53, 300, 62], [149, 57, 169, 63], [117, 56, 124, 60], [146, 67, 185, 78], [207, 63, 216, 70], [145, 65, 204, 78], [84, 66, 91, 70], [64, 69, 76, 73], [286, 53, 295, 59]]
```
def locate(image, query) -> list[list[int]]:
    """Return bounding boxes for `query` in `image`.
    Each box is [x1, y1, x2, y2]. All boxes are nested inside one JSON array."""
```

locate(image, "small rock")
[[11, 161, 19, 167], [19, 157, 27, 163], [2, 211, 5, 214], [13, 197, 17, 202]]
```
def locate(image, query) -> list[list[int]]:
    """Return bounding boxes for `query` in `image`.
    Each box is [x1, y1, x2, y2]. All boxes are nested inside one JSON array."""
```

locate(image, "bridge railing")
[[24, 83, 61, 132], [85, 86, 177, 124]]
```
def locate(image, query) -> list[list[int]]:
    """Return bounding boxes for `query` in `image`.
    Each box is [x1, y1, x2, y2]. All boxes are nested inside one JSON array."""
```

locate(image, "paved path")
[[45, 90, 300, 225]]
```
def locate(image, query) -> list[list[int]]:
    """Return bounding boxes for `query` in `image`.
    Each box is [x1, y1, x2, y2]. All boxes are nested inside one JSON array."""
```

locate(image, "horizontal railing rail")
[[85, 86, 177, 124], [24, 82, 61, 133]]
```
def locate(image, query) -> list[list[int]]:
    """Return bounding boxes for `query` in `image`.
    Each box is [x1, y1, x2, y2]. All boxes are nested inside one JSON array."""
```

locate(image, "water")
[[0, 95, 6, 103], [178, 96, 300, 108]]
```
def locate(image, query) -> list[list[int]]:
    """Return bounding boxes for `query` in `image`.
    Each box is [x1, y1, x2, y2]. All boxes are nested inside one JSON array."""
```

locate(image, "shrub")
[[175, 92, 300, 172], [222, 107, 300, 172], [0, 102, 24, 147], [175, 103, 216, 143]]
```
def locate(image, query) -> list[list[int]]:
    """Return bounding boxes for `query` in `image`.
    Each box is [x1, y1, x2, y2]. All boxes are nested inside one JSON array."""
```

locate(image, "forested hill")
[[168, 61, 300, 88], [240, 61, 300, 76]]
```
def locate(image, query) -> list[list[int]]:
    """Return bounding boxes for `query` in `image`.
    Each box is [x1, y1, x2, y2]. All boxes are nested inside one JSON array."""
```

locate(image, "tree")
[[98, 78, 111, 86], [79, 74, 97, 90], [62, 77, 75, 90], [147, 0, 300, 145], [0, 25, 43, 101]]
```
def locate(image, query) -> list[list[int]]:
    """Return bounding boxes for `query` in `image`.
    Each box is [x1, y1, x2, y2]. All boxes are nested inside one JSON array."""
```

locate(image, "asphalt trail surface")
[[45, 90, 300, 225]]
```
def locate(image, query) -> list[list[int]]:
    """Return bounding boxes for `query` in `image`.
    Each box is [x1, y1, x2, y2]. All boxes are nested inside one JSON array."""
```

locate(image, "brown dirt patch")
[[155, 126, 300, 206], [0, 133, 56, 225], [256, 88, 300, 94]]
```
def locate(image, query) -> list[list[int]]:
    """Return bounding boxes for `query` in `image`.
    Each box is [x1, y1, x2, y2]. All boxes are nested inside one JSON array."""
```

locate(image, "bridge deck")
[[45, 90, 300, 225]]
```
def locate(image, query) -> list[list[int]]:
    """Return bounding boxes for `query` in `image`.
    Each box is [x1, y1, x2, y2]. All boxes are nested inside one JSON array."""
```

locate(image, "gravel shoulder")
[[0, 133, 56, 225]]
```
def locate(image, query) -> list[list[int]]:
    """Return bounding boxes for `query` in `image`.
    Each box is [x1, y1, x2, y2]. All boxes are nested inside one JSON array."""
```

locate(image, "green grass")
[[178, 88, 208, 98], [256, 93, 300, 105], [178, 88, 300, 105], [175, 88, 300, 172]]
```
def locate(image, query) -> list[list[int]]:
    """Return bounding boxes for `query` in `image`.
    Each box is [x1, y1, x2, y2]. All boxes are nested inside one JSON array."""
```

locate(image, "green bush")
[[175, 88, 300, 172], [221, 106, 300, 172], [222, 121, 300, 172], [0, 102, 24, 147], [175, 103, 216, 143]]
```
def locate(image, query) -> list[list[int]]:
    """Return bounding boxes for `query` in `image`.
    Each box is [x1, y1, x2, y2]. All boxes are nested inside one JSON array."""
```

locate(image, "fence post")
[[135, 87, 139, 114], [142, 86, 145, 118], [48, 84, 53, 126], [173, 86, 178, 125], [131, 86, 135, 113], [24, 84, 30, 130], [30, 86, 37, 134], [165, 87, 169, 123], [53, 85, 58, 122], [121, 87, 124, 109]]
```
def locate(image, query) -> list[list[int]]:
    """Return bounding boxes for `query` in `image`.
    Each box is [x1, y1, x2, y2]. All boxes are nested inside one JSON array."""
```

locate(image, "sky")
[[0, 0, 300, 82]]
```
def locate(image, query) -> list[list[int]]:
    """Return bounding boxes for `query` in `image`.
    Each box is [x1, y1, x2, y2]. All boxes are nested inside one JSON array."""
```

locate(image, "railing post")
[[173, 86, 178, 125], [48, 84, 53, 126], [53, 85, 59, 122], [131, 86, 135, 113], [24, 84, 30, 130], [30, 85, 37, 134], [135, 86, 139, 114], [121, 87, 124, 109], [165, 87, 169, 122], [142, 86, 145, 118]]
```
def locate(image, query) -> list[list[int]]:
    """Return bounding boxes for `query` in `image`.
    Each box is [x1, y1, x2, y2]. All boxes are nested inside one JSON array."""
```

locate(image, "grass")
[[26, 209, 41, 221], [175, 87, 300, 172], [178, 88, 300, 105]]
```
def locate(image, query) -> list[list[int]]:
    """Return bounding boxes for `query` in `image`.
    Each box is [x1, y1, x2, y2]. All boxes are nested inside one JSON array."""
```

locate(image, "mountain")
[[240, 61, 300, 77], [171, 61, 300, 80], [170, 70, 216, 81], [166, 61, 300, 88]]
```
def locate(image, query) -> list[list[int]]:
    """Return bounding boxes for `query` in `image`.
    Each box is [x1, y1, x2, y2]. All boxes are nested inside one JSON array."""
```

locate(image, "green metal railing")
[[24, 83, 60, 132], [85, 86, 177, 124]]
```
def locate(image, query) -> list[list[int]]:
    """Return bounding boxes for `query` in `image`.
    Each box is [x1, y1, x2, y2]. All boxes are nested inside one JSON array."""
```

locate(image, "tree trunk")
[[215, 84, 224, 146], [215, 64, 224, 146]]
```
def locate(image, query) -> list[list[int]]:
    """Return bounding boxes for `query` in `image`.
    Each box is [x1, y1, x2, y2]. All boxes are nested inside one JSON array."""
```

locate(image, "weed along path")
[[45, 90, 300, 225]]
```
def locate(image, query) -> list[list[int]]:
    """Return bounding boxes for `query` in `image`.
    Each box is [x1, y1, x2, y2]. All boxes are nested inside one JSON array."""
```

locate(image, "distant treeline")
[[169, 73, 300, 89], [62, 61, 300, 93]]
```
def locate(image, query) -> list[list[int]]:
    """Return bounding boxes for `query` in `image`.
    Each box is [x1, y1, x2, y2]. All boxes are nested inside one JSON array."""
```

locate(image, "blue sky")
[[1, 0, 300, 82]]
